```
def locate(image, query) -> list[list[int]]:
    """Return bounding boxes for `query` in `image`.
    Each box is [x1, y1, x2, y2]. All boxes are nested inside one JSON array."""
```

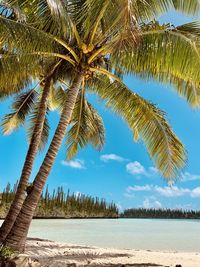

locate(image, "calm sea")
[[1, 218, 200, 252]]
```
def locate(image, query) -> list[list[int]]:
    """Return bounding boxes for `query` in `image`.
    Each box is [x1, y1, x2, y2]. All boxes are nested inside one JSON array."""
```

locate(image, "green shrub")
[[0, 245, 14, 258]]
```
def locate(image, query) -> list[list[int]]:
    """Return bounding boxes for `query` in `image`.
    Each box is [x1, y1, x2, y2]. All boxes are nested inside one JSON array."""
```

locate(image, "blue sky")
[[1, 10, 200, 211]]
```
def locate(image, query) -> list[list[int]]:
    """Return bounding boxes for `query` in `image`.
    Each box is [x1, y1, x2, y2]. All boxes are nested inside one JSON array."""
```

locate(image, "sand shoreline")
[[14, 238, 199, 267]]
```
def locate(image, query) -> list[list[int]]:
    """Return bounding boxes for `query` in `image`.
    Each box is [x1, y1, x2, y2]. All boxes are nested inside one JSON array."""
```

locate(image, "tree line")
[[1, 183, 200, 219], [121, 208, 200, 219], [0, 182, 119, 218]]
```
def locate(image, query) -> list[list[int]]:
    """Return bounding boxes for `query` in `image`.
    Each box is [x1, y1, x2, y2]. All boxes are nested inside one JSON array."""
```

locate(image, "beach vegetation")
[[0, 245, 14, 260], [122, 208, 200, 219], [0, 183, 118, 218]]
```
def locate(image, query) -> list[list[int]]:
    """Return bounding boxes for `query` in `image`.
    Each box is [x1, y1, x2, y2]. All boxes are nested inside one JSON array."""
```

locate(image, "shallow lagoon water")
[[1, 218, 200, 252]]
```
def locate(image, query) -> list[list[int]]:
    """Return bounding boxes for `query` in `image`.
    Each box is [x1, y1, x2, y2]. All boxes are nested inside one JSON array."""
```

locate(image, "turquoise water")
[[1, 218, 200, 252]]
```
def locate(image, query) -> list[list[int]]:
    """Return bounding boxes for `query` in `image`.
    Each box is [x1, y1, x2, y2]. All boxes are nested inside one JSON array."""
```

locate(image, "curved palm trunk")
[[0, 77, 52, 243], [4, 74, 83, 252]]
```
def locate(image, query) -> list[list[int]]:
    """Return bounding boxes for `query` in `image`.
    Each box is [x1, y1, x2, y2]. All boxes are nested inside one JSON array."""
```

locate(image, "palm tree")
[[0, 3, 63, 242], [0, 1, 105, 244], [0, 70, 105, 243], [0, 72, 56, 243], [0, 0, 200, 251]]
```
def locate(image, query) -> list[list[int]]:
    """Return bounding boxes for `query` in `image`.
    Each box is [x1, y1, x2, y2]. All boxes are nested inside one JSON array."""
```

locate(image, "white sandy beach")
[[18, 238, 200, 267]]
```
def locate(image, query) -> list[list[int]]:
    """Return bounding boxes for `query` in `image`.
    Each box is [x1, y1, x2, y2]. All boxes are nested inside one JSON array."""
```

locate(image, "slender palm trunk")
[[4, 74, 83, 252], [0, 77, 52, 243]]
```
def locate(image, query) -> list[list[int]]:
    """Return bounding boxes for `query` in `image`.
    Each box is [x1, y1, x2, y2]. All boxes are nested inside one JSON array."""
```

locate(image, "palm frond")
[[1, 89, 37, 135], [136, 0, 171, 21], [154, 73, 200, 107], [172, 0, 200, 15], [86, 101, 105, 149], [66, 95, 105, 160], [176, 20, 200, 38], [0, 1, 26, 21], [136, 0, 200, 21], [42, 0, 72, 37], [133, 126, 140, 142], [2, 0, 71, 37], [89, 77, 186, 179], [46, 0, 67, 21], [82, 0, 140, 48], [113, 22, 200, 106], [27, 102, 50, 151], [0, 51, 42, 99], [48, 85, 67, 111], [0, 16, 62, 54]]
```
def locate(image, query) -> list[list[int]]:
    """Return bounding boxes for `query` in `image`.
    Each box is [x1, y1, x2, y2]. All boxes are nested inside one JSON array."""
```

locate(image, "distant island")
[[121, 208, 200, 219], [0, 182, 119, 219], [1, 182, 200, 220]]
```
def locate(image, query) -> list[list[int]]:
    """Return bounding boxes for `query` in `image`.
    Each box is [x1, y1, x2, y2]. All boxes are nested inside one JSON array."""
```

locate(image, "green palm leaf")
[[113, 22, 200, 106], [172, 0, 200, 15], [86, 101, 105, 150], [38, 0, 71, 36], [2, 0, 79, 38], [66, 95, 105, 160], [0, 52, 42, 99], [27, 102, 50, 151], [137, 0, 200, 20], [48, 85, 66, 111], [90, 77, 186, 179], [1, 89, 37, 135], [0, 1, 26, 21], [176, 20, 200, 38], [0, 16, 62, 54]]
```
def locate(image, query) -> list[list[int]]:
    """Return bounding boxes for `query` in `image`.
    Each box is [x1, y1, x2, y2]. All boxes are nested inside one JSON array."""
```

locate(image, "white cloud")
[[126, 161, 148, 176], [123, 192, 135, 198], [127, 185, 152, 192], [149, 167, 159, 174], [61, 159, 85, 169], [156, 186, 200, 198], [100, 154, 126, 162], [191, 187, 200, 198], [143, 197, 162, 209], [126, 162, 159, 177], [126, 184, 200, 198], [154, 186, 190, 197], [181, 172, 200, 182], [126, 165, 200, 182]]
